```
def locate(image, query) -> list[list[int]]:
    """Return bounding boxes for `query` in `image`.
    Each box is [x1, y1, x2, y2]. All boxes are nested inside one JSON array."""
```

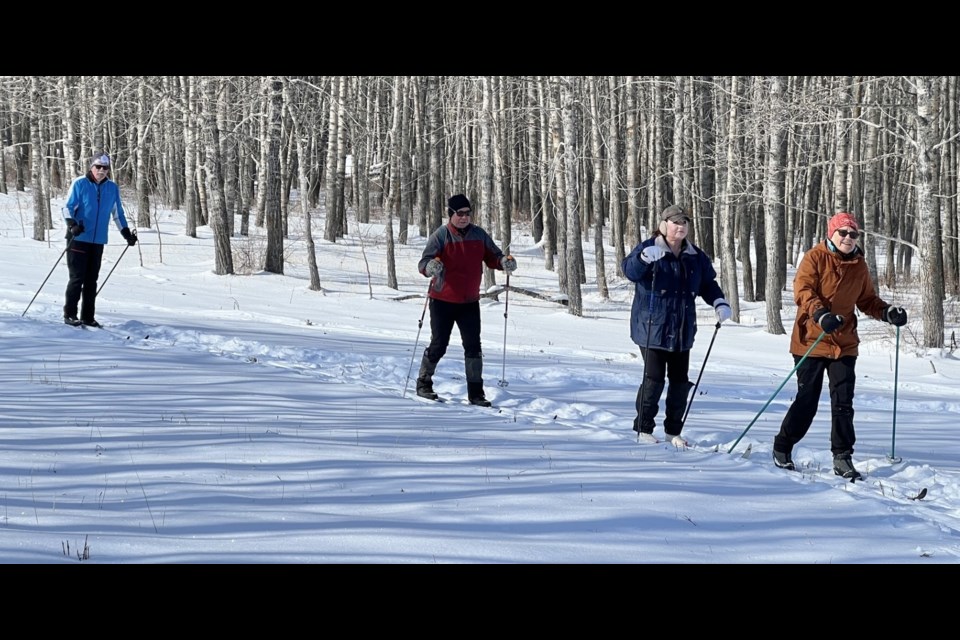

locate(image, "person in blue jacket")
[[61, 152, 137, 327], [622, 205, 731, 446], [415, 194, 517, 406]]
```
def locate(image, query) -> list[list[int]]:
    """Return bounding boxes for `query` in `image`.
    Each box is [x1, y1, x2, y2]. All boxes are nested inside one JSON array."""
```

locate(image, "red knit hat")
[[828, 212, 859, 238]]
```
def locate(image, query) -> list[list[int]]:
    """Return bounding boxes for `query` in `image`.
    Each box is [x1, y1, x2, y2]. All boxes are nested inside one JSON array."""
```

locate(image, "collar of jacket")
[[655, 235, 697, 255], [825, 239, 861, 261], [447, 221, 471, 236]]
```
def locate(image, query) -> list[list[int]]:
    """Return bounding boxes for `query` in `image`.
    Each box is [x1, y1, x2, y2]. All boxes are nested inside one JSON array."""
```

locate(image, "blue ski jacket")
[[61, 172, 129, 245]]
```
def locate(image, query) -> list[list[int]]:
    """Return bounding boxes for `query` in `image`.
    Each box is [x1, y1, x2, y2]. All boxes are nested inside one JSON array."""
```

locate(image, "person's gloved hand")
[[640, 245, 666, 264], [425, 258, 444, 278], [501, 255, 517, 273], [121, 227, 138, 246], [814, 309, 844, 334], [714, 299, 732, 324], [67, 220, 84, 238], [884, 306, 907, 327]]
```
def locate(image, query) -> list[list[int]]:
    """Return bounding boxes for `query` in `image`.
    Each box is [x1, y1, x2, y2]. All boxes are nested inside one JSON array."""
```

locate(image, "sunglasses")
[[454, 209, 472, 217], [93, 164, 110, 170], [836, 229, 859, 239]]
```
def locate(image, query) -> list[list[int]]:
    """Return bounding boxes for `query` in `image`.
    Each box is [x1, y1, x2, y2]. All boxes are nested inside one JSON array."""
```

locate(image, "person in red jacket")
[[415, 194, 517, 406], [773, 212, 908, 480]]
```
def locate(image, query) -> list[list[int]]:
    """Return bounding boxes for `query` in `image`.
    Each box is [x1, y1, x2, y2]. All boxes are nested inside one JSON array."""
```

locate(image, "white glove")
[[425, 259, 444, 278], [714, 299, 732, 324], [640, 245, 666, 264], [501, 255, 517, 273]]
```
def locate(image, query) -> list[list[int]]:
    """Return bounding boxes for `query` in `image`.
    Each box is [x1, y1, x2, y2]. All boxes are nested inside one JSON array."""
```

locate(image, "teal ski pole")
[[727, 331, 826, 454]]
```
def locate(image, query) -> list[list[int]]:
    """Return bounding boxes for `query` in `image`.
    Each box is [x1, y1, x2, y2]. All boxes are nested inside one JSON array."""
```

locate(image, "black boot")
[[416, 354, 439, 400], [833, 454, 862, 480], [64, 304, 81, 326], [467, 382, 491, 407], [773, 449, 796, 471], [465, 357, 491, 406]]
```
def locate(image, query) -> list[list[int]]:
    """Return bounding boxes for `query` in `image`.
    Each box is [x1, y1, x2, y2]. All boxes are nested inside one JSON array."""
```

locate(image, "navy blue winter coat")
[[623, 236, 726, 352]]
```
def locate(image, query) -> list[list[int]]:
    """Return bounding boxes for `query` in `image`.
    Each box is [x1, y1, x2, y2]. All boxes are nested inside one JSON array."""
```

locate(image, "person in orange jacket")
[[773, 212, 908, 480]]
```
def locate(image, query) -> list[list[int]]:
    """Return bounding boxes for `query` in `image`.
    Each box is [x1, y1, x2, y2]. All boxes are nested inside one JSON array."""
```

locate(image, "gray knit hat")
[[90, 152, 111, 168]]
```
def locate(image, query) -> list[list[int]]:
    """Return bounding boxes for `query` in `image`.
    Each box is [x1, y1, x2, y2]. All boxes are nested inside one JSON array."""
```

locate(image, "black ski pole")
[[22, 240, 71, 318], [681, 320, 721, 427], [636, 261, 658, 442], [96, 237, 134, 295], [888, 325, 902, 462], [402, 280, 434, 399], [727, 330, 827, 454], [498, 272, 510, 387]]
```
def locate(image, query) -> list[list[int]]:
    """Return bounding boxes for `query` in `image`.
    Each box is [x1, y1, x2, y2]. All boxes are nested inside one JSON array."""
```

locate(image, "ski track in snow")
[[68, 313, 960, 541]]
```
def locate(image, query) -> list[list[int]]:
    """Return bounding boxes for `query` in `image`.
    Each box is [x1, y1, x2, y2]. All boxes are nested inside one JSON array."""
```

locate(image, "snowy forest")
[[1, 76, 956, 347]]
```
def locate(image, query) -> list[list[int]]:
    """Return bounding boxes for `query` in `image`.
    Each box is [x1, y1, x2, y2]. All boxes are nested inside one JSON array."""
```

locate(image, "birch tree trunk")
[[763, 76, 786, 335], [427, 75, 444, 231], [943, 76, 958, 296], [255, 78, 270, 228], [719, 76, 741, 321], [398, 76, 412, 245], [695, 76, 717, 260], [383, 76, 402, 291], [283, 78, 322, 292], [561, 77, 583, 316], [526, 78, 543, 244], [537, 76, 555, 271], [625, 76, 640, 244], [60, 76, 78, 184], [493, 76, 511, 253], [183, 76, 199, 237], [588, 76, 609, 298], [860, 78, 881, 288], [201, 77, 234, 275], [607, 76, 625, 275], [29, 77, 48, 241], [912, 76, 945, 348], [480, 77, 497, 292], [263, 77, 284, 275], [219, 79, 238, 236], [135, 79, 152, 229], [162, 76, 182, 210], [549, 78, 568, 294]]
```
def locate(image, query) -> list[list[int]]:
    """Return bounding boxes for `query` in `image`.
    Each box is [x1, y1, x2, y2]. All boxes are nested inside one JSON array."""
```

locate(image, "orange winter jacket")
[[790, 241, 890, 359]]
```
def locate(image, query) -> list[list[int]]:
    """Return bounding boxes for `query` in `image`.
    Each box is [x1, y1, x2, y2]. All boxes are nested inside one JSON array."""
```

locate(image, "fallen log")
[[393, 286, 568, 306]]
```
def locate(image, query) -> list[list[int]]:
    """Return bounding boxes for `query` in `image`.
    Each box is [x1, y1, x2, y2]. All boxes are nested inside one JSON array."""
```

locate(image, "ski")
[[908, 487, 928, 501], [413, 394, 447, 404]]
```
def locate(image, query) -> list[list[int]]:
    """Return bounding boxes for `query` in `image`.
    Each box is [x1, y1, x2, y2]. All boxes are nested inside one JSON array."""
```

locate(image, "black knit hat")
[[447, 194, 471, 216]]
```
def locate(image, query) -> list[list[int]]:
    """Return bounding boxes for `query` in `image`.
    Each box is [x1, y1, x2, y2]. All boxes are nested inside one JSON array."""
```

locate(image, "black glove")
[[121, 227, 138, 246], [66, 219, 84, 238], [814, 309, 844, 334], [884, 306, 907, 327]]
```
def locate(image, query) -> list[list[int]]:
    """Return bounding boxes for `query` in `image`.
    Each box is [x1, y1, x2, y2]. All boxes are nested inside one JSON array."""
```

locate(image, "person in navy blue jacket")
[[61, 152, 137, 327], [416, 194, 517, 406], [622, 205, 731, 445]]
